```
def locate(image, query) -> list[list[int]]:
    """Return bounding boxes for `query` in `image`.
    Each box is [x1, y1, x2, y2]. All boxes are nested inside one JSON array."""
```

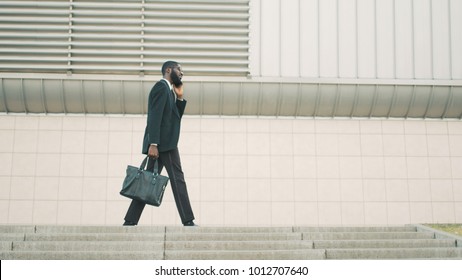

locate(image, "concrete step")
[[36, 226, 299, 234], [12, 241, 164, 251], [0, 234, 25, 241], [295, 226, 417, 233], [1, 249, 327, 260], [22, 232, 303, 242], [1, 241, 12, 251], [0, 225, 35, 233], [166, 227, 294, 234], [166, 233, 303, 241], [10, 240, 313, 252], [326, 248, 462, 259], [1, 225, 419, 234], [0, 251, 163, 260], [35, 225, 165, 234], [165, 240, 313, 251], [164, 249, 326, 260], [24, 233, 165, 242], [303, 231, 435, 240], [314, 239, 456, 249]]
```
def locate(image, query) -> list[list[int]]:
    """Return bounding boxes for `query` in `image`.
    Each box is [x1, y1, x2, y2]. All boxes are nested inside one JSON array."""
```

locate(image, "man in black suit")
[[123, 61, 197, 226]]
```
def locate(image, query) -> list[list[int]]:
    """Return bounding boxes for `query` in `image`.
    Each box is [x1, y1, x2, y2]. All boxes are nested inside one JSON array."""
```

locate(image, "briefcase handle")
[[139, 156, 161, 176]]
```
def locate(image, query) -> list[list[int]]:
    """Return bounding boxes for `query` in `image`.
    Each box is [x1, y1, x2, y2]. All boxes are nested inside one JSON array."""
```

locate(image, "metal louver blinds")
[[0, 0, 250, 76]]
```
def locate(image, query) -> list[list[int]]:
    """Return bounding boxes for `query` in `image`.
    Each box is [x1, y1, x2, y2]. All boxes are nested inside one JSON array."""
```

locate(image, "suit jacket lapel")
[[171, 96, 180, 118]]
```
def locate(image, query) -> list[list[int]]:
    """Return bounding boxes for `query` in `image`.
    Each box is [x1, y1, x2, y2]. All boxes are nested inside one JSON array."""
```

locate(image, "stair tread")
[[313, 239, 456, 248], [326, 247, 462, 259], [303, 232, 435, 240], [164, 249, 327, 260], [0, 251, 164, 260], [11, 241, 164, 251], [294, 226, 417, 232]]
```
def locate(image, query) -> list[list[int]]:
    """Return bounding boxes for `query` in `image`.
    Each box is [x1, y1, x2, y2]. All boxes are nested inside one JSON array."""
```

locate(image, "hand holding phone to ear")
[[173, 84, 184, 100]]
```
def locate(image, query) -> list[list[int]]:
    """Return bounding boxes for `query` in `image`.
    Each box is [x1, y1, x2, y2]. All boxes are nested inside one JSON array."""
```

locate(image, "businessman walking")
[[123, 61, 197, 226]]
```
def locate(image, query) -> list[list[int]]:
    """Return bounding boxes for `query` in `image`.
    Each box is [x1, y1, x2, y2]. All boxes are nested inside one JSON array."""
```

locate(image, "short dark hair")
[[161, 61, 179, 75]]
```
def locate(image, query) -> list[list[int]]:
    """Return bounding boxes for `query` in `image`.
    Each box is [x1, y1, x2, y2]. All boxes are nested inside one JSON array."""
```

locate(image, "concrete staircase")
[[1, 225, 461, 260]]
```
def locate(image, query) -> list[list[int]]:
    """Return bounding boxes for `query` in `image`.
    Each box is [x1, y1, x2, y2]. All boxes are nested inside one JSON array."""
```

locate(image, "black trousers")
[[124, 148, 195, 224]]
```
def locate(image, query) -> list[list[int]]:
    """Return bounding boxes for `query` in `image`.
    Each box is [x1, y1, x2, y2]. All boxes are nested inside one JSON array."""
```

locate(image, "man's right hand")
[[173, 84, 184, 100], [148, 145, 159, 159]]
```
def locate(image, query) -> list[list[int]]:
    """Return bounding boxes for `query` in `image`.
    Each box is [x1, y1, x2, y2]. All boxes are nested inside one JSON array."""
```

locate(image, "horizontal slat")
[[0, 40, 249, 50], [0, 24, 249, 35], [0, 16, 69, 23], [0, 24, 69, 31], [0, 32, 71, 39], [0, 1, 70, 8], [0, 9, 71, 16], [0, 56, 248, 65], [78, 18, 248, 27], [0, 9, 249, 20], [0, 48, 248, 58], [0, 16, 248, 26], [75, 0, 249, 7], [0, 64, 249, 72], [0, 0, 249, 6], [0, 48, 69, 54], [0, 33, 247, 42]]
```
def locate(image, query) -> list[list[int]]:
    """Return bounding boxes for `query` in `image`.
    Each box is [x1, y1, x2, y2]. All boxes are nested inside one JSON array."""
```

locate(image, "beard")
[[171, 70, 183, 87]]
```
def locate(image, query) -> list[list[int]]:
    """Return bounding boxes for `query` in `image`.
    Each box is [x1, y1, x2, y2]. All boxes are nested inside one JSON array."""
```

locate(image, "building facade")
[[1, 0, 461, 226]]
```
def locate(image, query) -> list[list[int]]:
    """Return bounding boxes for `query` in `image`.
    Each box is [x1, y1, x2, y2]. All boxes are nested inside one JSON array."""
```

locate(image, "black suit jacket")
[[142, 79, 187, 154]]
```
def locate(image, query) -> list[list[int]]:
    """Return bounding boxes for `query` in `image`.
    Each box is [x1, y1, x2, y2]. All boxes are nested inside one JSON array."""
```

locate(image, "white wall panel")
[[319, 0, 338, 77], [249, 0, 261, 76], [376, 0, 395, 78], [414, 0, 433, 79], [395, 0, 414, 79], [338, 0, 357, 78], [451, 0, 462, 79], [280, 0, 300, 77], [260, 0, 280, 76], [254, 0, 461, 81], [432, 0, 451, 79], [357, 0, 376, 78], [299, 0, 319, 77]]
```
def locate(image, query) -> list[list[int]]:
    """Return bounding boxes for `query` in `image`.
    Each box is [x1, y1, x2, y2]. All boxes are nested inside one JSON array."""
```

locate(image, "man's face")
[[170, 65, 183, 87]]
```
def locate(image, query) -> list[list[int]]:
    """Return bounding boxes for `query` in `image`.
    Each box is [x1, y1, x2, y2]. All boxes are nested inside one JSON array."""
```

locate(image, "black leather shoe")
[[183, 220, 198, 227], [123, 221, 137, 226]]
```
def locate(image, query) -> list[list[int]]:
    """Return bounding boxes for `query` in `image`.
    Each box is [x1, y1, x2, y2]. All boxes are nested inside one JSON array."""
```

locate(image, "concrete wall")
[[1, 114, 461, 226]]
